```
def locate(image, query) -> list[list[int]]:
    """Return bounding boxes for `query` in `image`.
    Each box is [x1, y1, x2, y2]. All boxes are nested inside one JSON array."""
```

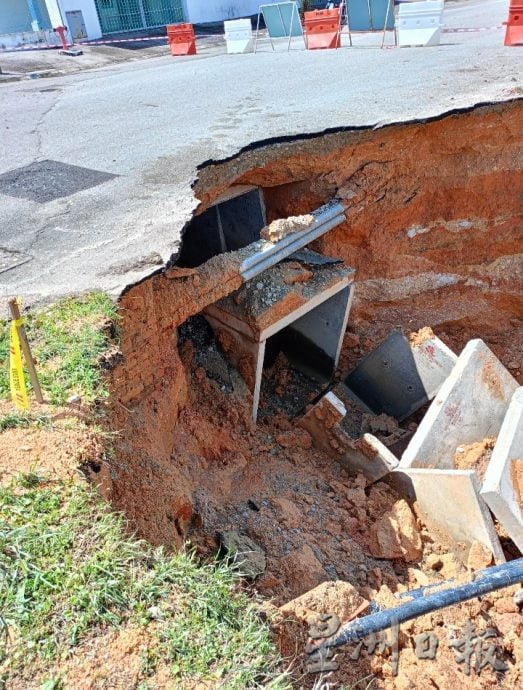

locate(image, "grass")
[[0, 294, 291, 688], [0, 412, 52, 432], [0, 474, 290, 689], [0, 292, 117, 406]]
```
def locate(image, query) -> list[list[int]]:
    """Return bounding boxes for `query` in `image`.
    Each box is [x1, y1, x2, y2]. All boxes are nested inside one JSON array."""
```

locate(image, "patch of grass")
[[0, 293, 117, 406], [0, 475, 290, 689], [158, 556, 289, 688], [0, 412, 52, 432]]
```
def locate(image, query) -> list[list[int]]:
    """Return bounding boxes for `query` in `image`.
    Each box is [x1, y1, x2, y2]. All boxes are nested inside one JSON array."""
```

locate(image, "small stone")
[[513, 589, 523, 607], [67, 395, 82, 406], [272, 497, 302, 528], [147, 605, 164, 620], [279, 544, 327, 592], [220, 531, 266, 579], [495, 596, 518, 614], [408, 568, 431, 587], [467, 540, 493, 571], [368, 567, 383, 589], [256, 282, 263, 290]]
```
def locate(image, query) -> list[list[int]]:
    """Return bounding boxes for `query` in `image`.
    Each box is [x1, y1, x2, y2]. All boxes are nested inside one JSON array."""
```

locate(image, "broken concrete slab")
[[298, 391, 399, 482], [481, 387, 523, 553], [400, 339, 519, 470], [390, 468, 505, 563], [345, 328, 457, 421], [299, 391, 347, 451]]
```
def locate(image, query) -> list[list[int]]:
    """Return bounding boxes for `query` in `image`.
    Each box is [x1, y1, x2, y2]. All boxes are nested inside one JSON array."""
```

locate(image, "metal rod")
[[288, 2, 295, 52], [254, 9, 261, 53], [328, 558, 523, 647], [239, 202, 346, 280], [342, 0, 353, 48], [8, 298, 44, 404], [381, 0, 393, 48], [276, 3, 287, 51]]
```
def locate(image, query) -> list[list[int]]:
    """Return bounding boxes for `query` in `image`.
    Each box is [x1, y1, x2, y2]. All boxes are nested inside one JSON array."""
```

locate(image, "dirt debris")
[[368, 499, 423, 563], [280, 580, 369, 626], [409, 326, 436, 347], [0, 404, 103, 488], [134, 354, 523, 688], [454, 437, 497, 482], [260, 214, 314, 242], [260, 352, 322, 419], [273, 580, 523, 690], [512, 460, 523, 509]]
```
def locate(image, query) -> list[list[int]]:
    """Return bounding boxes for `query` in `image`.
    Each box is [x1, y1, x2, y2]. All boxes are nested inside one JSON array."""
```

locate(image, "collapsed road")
[[1, 12, 522, 683]]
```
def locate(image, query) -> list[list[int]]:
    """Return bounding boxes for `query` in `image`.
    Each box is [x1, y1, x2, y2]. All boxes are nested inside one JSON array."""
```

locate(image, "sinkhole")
[[95, 100, 522, 607]]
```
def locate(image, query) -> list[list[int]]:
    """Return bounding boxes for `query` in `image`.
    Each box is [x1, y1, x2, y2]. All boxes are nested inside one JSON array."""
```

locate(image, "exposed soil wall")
[[196, 99, 523, 376], [103, 99, 522, 554]]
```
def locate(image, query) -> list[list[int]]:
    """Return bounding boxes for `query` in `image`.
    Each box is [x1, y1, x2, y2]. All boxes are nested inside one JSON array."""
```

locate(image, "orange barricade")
[[504, 0, 523, 45], [167, 23, 197, 56], [303, 9, 341, 50]]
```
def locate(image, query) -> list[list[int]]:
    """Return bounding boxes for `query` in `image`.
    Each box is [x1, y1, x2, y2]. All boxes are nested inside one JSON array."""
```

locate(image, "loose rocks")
[[368, 499, 423, 562]]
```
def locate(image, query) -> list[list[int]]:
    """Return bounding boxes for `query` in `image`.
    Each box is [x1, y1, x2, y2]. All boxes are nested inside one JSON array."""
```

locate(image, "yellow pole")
[[8, 298, 44, 404]]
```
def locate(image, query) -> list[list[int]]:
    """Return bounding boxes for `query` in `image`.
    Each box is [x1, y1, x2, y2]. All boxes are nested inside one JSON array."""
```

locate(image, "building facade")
[[181, 0, 265, 25], [0, 0, 103, 41], [0, 0, 283, 42]]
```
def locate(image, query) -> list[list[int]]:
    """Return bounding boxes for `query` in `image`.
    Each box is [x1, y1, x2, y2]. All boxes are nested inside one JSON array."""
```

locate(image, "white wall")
[[43, 0, 63, 26], [57, 0, 102, 39], [183, 0, 279, 24]]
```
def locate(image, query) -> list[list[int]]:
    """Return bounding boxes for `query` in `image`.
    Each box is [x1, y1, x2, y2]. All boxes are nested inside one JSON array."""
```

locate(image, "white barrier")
[[224, 18, 254, 54], [397, 0, 444, 46]]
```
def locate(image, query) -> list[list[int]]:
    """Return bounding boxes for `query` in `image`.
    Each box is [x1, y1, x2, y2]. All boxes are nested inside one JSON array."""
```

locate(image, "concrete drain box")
[[393, 339, 519, 563], [204, 260, 355, 421], [345, 329, 457, 421], [481, 387, 523, 552]]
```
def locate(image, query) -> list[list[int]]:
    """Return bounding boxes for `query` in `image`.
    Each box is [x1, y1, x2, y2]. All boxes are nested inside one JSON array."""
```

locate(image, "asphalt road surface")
[[0, 0, 520, 304]]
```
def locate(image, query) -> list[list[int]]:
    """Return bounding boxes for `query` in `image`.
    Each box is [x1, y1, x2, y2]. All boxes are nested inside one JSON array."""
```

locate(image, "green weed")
[[0, 293, 117, 405], [0, 475, 290, 688], [0, 412, 51, 432]]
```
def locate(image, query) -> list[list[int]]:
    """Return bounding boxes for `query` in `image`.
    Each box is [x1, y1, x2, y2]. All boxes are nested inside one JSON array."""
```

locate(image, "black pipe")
[[328, 558, 523, 647]]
